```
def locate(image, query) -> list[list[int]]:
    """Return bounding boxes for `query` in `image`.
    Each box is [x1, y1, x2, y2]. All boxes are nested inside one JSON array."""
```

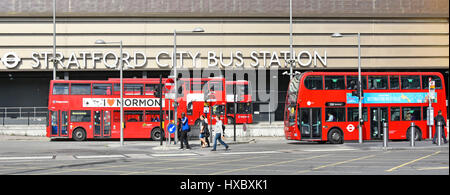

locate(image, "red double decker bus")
[[225, 80, 253, 124], [176, 77, 227, 126], [47, 78, 173, 141], [284, 72, 447, 144]]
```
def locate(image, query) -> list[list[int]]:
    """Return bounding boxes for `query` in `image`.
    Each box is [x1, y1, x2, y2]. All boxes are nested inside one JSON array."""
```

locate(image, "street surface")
[[0, 135, 448, 175]]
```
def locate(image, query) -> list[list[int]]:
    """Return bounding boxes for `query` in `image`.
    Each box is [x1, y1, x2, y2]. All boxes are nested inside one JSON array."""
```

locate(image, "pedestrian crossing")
[[0, 147, 358, 161], [0, 150, 282, 161]]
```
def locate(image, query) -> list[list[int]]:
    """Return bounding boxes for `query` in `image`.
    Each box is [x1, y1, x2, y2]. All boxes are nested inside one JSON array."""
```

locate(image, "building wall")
[[0, 17, 448, 71]]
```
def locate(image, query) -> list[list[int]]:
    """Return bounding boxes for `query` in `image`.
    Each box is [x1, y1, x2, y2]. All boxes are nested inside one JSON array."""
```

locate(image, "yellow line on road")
[[416, 166, 448, 171], [124, 155, 265, 175], [310, 154, 376, 171], [210, 154, 329, 175], [386, 151, 441, 172]]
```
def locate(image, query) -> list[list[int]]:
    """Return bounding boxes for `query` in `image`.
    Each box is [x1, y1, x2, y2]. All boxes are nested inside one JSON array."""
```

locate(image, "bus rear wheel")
[[328, 128, 343, 144], [151, 128, 164, 141], [406, 127, 422, 141], [72, 128, 86, 141]]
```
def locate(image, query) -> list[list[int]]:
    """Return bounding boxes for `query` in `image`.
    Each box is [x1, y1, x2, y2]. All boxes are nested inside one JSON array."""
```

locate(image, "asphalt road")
[[0, 135, 448, 175]]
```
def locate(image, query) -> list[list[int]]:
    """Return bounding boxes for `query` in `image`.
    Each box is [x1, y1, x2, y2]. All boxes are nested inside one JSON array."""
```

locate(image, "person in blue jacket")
[[180, 112, 191, 150]]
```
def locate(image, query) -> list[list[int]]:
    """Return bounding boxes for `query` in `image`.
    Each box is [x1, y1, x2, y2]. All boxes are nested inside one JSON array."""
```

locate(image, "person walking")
[[180, 113, 191, 150], [433, 110, 448, 144], [199, 115, 208, 148], [203, 116, 211, 147], [211, 116, 229, 151]]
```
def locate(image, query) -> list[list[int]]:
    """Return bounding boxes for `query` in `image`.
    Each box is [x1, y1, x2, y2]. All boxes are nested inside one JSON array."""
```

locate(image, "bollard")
[[383, 122, 388, 149], [410, 122, 415, 147], [437, 121, 442, 146]]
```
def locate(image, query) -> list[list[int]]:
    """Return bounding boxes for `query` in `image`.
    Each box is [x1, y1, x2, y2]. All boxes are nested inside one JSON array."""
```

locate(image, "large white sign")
[[0, 50, 327, 69], [83, 98, 164, 108]]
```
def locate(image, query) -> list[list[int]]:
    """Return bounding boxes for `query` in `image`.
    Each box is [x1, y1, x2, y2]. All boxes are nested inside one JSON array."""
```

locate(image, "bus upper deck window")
[[304, 76, 323, 90], [368, 76, 388, 90], [325, 76, 345, 90], [389, 76, 400, 89], [93, 83, 112, 95], [53, 83, 69, 95], [401, 75, 420, 90], [422, 75, 442, 89]]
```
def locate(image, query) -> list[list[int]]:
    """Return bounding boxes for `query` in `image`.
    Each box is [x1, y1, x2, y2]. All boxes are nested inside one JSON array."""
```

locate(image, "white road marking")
[[303, 148, 357, 152], [124, 154, 153, 159], [151, 153, 198, 157], [220, 151, 281, 155], [74, 154, 126, 159], [0, 156, 54, 160]]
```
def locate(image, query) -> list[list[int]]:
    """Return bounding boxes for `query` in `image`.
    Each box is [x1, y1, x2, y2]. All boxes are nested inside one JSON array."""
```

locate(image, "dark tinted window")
[[401, 75, 421, 90], [325, 108, 345, 122], [391, 107, 400, 121], [325, 76, 345, 90], [402, 107, 421, 121], [71, 83, 91, 95], [422, 75, 442, 89], [368, 76, 388, 90], [389, 76, 400, 89], [93, 83, 112, 95], [346, 76, 367, 90], [124, 84, 144, 95], [304, 76, 323, 90], [53, 83, 69, 95], [347, 107, 368, 122]]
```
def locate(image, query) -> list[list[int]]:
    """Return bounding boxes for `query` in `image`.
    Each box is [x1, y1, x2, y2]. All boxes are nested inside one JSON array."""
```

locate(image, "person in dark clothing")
[[199, 115, 210, 147], [177, 118, 182, 141], [433, 110, 448, 144], [180, 113, 191, 149]]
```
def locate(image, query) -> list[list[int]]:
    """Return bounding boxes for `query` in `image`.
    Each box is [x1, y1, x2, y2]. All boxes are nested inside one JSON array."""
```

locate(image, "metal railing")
[[0, 107, 48, 126]]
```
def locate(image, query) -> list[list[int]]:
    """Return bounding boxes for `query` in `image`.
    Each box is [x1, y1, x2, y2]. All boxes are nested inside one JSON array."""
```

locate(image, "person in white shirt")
[[211, 116, 229, 151], [327, 113, 334, 122]]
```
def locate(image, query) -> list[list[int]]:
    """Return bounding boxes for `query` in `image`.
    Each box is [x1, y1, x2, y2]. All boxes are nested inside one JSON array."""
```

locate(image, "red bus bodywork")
[[176, 77, 227, 126], [284, 72, 447, 143], [47, 78, 173, 141], [225, 80, 253, 124]]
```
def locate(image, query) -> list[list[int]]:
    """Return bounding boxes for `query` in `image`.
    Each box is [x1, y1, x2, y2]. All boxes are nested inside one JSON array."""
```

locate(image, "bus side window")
[[390, 107, 400, 121], [389, 76, 400, 89], [53, 83, 69, 95], [402, 107, 420, 121], [93, 83, 112, 95], [346, 76, 367, 90], [422, 75, 442, 89], [304, 76, 323, 90], [325, 76, 345, 90], [368, 76, 388, 90], [401, 75, 420, 90]]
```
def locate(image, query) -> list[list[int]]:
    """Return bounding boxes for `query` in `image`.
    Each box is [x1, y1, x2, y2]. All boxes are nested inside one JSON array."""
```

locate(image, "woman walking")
[[211, 116, 229, 151]]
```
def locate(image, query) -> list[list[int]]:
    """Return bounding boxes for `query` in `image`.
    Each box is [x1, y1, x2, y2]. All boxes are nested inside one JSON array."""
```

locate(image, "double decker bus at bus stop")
[[284, 72, 447, 144], [47, 78, 173, 141]]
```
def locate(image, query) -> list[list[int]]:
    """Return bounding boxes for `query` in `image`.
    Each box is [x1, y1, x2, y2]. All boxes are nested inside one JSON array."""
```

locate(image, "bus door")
[[370, 107, 388, 140], [93, 110, 111, 138], [50, 110, 69, 137], [298, 108, 322, 139]]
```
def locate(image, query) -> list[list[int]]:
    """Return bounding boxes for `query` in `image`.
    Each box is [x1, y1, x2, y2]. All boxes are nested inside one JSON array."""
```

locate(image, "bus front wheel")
[[72, 128, 86, 141], [328, 128, 343, 144]]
